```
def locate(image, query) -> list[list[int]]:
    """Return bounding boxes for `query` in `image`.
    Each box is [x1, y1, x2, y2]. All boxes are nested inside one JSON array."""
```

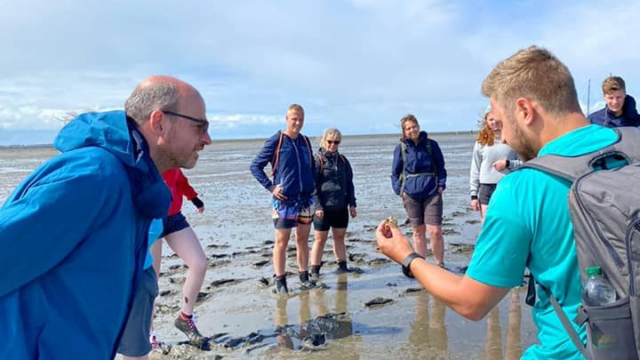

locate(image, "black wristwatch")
[[402, 252, 424, 278]]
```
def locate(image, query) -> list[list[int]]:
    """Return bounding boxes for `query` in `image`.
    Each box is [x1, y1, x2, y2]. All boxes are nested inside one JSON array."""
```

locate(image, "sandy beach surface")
[[0, 133, 538, 359]]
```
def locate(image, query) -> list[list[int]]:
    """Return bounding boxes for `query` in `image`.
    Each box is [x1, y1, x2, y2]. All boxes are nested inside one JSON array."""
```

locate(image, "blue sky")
[[1, 0, 639, 145]]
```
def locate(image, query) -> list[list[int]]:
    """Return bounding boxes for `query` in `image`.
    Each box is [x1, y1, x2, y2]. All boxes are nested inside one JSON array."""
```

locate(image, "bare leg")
[[426, 224, 444, 266], [274, 228, 292, 276], [480, 204, 489, 224], [310, 230, 329, 266], [295, 223, 311, 272], [331, 228, 347, 262], [164, 227, 207, 315], [412, 224, 428, 258]]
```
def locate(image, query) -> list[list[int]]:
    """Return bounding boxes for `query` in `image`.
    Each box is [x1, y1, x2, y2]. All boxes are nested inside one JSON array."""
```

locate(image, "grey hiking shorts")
[[403, 193, 443, 226], [117, 267, 159, 357]]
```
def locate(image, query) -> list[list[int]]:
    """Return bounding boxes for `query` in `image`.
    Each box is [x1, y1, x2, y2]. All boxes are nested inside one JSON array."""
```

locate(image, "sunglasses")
[[327, 140, 341, 145], [163, 110, 209, 134]]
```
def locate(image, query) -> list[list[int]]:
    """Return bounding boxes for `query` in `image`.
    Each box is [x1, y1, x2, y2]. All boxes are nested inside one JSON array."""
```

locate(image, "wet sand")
[[0, 133, 538, 359]]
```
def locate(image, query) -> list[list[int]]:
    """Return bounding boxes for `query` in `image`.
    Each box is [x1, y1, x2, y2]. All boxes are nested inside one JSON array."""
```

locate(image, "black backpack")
[[522, 127, 640, 360]]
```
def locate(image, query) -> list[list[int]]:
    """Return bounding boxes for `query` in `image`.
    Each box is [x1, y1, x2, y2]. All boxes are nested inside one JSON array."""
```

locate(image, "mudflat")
[[0, 133, 537, 359]]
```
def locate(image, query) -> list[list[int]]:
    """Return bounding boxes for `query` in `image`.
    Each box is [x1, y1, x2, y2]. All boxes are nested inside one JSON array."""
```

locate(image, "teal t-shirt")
[[467, 125, 618, 360]]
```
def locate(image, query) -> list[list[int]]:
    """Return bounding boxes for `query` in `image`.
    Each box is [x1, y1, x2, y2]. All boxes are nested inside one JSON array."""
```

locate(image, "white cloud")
[[0, 0, 638, 144]]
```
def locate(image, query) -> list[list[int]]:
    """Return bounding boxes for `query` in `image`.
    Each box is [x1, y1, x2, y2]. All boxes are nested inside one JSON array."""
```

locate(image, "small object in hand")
[[382, 216, 398, 238]]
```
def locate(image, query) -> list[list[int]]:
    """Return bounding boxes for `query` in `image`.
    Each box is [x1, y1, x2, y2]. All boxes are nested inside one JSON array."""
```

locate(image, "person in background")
[[588, 76, 640, 127], [390, 114, 447, 267], [250, 104, 317, 295], [0, 75, 211, 359], [310, 128, 358, 282], [151, 168, 207, 346], [470, 109, 520, 222]]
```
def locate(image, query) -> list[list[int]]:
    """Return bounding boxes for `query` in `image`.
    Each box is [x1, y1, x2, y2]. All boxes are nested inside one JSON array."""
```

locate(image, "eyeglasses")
[[327, 140, 341, 145], [163, 110, 208, 125], [163, 110, 209, 134]]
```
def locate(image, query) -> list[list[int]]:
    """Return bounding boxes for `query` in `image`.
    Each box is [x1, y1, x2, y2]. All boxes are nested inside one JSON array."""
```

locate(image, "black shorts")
[[161, 212, 190, 238], [479, 183, 497, 205], [313, 207, 349, 231]]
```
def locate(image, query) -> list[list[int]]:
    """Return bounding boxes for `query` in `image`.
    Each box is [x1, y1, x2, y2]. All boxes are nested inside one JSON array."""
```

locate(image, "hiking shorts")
[[161, 212, 190, 237], [117, 267, 159, 357], [479, 183, 497, 205], [272, 196, 313, 229], [403, 193, 443, 226], [313, 207, 349, 231]]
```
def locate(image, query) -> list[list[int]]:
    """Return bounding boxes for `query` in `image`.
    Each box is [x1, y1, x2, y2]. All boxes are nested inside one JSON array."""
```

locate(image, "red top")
[[163, 168, 198, 216]]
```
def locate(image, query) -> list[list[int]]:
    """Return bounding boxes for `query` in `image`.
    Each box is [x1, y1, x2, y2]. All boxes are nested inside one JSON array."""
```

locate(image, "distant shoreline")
[[0, 130, 478, 149]]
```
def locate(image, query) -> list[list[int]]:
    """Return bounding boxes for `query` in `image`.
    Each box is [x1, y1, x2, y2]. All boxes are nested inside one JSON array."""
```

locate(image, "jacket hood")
[[54, 110, 137, 166], [622, 95, 639, 118], [54, 110, 171, 219]]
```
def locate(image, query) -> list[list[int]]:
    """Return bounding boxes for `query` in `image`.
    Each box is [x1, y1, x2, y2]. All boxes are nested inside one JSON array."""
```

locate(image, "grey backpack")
[[522, 127, 640, 360]]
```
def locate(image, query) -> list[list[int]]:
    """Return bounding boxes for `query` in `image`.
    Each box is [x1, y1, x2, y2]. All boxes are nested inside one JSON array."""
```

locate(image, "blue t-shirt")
[[143, 218, 163, 270], [467, 125, 618, 360]]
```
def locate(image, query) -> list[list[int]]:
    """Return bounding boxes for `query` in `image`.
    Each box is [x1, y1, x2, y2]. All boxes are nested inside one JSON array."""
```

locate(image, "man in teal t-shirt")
[[376, 46, 605, 360], [466, 124, 616, 359]]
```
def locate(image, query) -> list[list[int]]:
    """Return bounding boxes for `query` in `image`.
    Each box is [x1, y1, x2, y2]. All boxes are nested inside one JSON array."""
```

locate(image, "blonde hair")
[[602, 76, 626, 95], [287, 103, 305, 116], [476, 112, 495, 146], [481, 46, 581, 117], [400, 114, 419, 138], [320, 128, 342, 149]]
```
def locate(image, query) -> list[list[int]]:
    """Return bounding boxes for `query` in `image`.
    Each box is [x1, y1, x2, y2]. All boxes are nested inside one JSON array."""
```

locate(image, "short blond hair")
[[287, 104, 305, 116], [602, 76, 626, 95], [481, 46, 581, 117], [320, 128, 342, 149]]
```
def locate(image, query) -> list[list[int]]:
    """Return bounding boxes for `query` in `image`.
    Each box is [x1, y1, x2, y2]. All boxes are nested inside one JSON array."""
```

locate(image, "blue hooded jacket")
[[588, 94, 640, 128], [391, 131, 447, 200], [250, 131, 316, 202], [0, 111, 171, 360]]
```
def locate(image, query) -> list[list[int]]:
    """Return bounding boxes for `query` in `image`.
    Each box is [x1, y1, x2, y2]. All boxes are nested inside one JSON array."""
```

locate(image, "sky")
[[0, 0, 639, 145]]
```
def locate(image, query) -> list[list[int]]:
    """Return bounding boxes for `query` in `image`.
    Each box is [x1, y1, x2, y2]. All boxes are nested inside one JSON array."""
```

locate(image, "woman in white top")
[[469, 110, 521, 222]]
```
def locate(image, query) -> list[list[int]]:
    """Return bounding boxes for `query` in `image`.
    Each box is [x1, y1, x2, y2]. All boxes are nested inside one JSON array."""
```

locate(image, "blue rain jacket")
[[0, 111, 171, 360], [250, 131, 316, 203], [391, 131, 447, 200], [588, 95, 640, 128]]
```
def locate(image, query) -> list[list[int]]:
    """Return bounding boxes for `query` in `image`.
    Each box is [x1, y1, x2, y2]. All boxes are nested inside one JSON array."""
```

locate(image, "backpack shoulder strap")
[[316, 153, 324, 174], [302, 135, 313, 166], [541, 286, 591, 359], [270, 132, 285, 177], [400, 141, 408, 193], [519, 127, 640, 181]]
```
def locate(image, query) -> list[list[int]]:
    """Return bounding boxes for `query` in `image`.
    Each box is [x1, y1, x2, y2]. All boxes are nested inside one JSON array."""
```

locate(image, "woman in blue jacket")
[[391, 114, 447, 267]]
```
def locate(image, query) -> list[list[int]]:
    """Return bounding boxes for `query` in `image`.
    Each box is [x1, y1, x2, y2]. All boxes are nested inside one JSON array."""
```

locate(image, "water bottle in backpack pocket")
[[521, 127, 640, 360]]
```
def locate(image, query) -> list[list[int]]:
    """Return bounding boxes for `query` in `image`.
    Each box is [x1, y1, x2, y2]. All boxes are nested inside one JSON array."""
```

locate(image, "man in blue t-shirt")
[[377, 46, 600, 359]]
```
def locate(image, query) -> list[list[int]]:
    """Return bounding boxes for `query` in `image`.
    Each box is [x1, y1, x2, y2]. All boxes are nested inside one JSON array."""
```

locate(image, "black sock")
[[299, 271, 310, 282], [310, 265, 321, 275], [337, 261, 348, 271]]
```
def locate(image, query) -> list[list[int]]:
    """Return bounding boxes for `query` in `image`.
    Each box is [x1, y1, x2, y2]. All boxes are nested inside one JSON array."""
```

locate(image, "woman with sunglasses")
[[310, 128, 358, 282]]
